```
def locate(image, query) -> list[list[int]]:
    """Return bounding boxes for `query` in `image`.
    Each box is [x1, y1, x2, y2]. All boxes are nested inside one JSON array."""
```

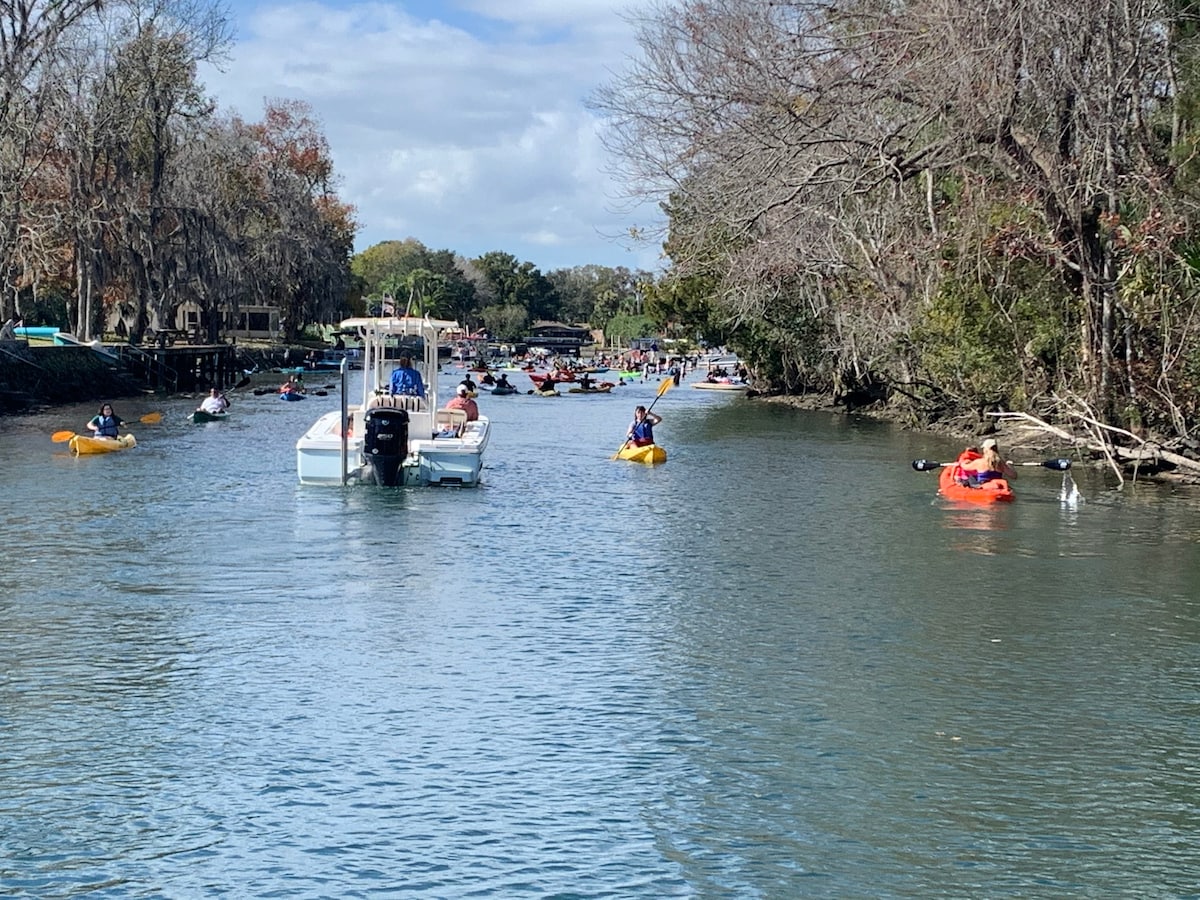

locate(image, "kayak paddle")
[[912, 457, 1072, 472]]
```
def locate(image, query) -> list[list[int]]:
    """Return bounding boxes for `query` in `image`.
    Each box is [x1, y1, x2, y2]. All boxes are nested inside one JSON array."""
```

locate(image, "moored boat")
[[617, 442, 666, 465], [295, 315, 491, 487], [692, 379, 749, 391], [69, 433, 137, 455], [938, 452, 1015, 503]]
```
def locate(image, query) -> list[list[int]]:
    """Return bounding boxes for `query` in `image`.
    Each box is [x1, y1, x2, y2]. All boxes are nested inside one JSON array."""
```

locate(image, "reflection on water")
[[2, 381, 1199, 896]]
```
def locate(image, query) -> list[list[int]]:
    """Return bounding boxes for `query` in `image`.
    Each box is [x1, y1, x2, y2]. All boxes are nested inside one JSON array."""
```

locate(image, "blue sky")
[[198, 0, 665, 274]]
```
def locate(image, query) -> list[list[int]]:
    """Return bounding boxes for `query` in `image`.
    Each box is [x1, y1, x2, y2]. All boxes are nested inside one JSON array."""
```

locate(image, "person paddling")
[[626, 405, 662, 447], [87, 403, 123, 439], [958, 438, 1018, 484]]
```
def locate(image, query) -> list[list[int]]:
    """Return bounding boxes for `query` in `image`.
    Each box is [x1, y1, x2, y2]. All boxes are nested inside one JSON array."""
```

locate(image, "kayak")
[[533, 388, 560, 397], [568, 384, 614, 394], [69, 433, 137, 455], [279, 391, 306, 401], [191, 409, 229, 423], [490, 385, 517, 395], [618, 443, 666, 465], [938, 454, 1014, 503]]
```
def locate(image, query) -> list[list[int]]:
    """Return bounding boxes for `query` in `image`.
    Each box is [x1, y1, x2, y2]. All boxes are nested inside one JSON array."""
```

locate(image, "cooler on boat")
[[364, 407, 408, 486]]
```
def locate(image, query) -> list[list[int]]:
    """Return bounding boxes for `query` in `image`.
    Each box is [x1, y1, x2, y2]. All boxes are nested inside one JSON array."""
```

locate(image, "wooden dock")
[[110, 343, 240, 392]]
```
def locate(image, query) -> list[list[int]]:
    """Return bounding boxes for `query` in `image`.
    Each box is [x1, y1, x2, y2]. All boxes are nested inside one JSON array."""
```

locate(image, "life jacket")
[[94, 414, 119, 437], [630, 419, 654, 445]]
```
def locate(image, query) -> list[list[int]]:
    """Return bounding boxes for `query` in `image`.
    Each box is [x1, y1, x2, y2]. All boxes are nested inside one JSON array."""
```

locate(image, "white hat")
[[981, 438, 998, 450], [457, 385, 469, 396]]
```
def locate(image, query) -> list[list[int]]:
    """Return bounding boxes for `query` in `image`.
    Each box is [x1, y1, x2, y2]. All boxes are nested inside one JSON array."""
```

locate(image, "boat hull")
[[692, 381, 748, 391], [69, 433, 137, 455], [618, 443, 666, 465], [191, 410, 229, 423], [296, 408, 489, 486], [938, 463, 1014, 503]]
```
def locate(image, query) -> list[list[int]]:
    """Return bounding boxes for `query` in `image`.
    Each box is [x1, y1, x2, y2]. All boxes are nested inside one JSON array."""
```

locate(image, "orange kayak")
[[938, 453, 1014, 503]]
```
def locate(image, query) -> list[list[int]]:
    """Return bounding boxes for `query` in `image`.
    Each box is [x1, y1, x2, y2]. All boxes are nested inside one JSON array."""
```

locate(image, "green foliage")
[[912, 272, 1075, 409], [605, 313, 659, 345], [480, 304, 528, 342]]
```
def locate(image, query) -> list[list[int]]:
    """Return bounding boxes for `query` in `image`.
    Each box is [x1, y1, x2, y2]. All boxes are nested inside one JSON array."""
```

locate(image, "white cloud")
[[199, 0, 664, 273]]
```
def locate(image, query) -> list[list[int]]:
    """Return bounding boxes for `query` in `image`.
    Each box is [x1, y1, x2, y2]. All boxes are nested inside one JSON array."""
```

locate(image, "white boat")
[[295, 316, 491, 486], [692, 379, 750, 391]]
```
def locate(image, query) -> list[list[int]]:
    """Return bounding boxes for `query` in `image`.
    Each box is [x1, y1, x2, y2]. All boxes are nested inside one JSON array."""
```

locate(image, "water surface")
[[2, 371, 1198, 896]]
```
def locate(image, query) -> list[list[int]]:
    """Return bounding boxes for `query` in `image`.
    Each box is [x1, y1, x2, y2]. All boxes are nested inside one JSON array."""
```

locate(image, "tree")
[[596, 0, 1200, 432]]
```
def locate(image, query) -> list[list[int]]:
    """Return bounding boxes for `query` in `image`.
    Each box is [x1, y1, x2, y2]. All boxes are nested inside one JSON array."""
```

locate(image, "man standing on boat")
[[390, 356, 425, 397]]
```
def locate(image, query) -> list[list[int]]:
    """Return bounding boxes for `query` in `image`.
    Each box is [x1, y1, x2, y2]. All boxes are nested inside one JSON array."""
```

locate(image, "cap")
[[457, 385, 469, 396], [981, 438, 998, 450]]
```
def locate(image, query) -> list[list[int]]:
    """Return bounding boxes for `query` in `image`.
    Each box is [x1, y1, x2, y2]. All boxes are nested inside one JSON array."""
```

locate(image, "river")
[[2, 368, 1198, 897]]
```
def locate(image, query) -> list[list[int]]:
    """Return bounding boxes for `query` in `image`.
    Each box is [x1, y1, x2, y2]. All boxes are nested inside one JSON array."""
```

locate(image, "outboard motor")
[[363, 407, 409, 486]]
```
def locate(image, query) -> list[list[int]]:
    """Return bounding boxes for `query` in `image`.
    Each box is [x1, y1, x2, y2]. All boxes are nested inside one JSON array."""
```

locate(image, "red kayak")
[[938, 450, 1014, 503]]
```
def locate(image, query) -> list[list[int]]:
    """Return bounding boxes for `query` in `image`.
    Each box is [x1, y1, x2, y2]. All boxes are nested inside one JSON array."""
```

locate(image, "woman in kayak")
[[627, 405, 662, 447], [960, 438, 1017, 483], [87, 403, 123, 438]]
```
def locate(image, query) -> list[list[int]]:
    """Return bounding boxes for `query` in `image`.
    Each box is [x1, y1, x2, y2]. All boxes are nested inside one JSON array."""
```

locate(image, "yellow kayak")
[[69, 433, 137, 455], [617, 443, 666, 465]]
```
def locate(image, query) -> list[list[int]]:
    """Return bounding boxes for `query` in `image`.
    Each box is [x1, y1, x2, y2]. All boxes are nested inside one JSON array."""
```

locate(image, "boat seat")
[[434, 408, 468, 436], [369, 393, 426, 412]]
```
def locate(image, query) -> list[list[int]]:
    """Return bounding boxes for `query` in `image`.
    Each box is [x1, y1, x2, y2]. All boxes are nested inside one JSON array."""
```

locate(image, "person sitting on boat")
[[958, 438, 1017, 484], [198, 387, 230, 414], [495, 373, 512, 390], [279, 377, 303, 395], [87, 403, 123, 438], [479, 371, 496, 387], [389, 356, 425, 397], [537, 375, 557, 394], [458, 374, 477, 396], [444, 384, 479, 421], [579, 372, 594, 391], [627, 405, 662, 447]]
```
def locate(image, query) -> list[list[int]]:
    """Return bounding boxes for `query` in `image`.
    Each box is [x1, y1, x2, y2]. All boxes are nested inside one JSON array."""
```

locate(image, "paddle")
[[610, 378, 673, 460], [912, 457, 1072, 472], [51, 412, 162, 443]]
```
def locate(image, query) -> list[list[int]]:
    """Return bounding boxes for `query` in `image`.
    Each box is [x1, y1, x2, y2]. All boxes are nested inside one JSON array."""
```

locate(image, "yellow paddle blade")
[[51, 430, 75, 443], [656, 377, 673, 397], [139, 412, 162, 424]]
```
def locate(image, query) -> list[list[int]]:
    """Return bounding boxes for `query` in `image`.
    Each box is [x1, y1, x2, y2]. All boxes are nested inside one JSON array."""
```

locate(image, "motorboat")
[[295, 316, 490, 486], [691, 378, 749, 391]]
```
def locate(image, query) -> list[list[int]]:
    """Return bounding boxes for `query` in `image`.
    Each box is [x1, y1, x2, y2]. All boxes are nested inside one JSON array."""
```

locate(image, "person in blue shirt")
[[389, 356, 425, 397], [627, 405, 661, 446]]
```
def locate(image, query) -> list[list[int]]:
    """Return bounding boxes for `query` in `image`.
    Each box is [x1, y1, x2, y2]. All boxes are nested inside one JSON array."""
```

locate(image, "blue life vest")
[[93, 414, 119, 437]]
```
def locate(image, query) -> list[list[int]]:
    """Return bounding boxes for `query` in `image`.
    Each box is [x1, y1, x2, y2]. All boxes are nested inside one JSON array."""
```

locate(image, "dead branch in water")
[[989, 398, 1200, 486]]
